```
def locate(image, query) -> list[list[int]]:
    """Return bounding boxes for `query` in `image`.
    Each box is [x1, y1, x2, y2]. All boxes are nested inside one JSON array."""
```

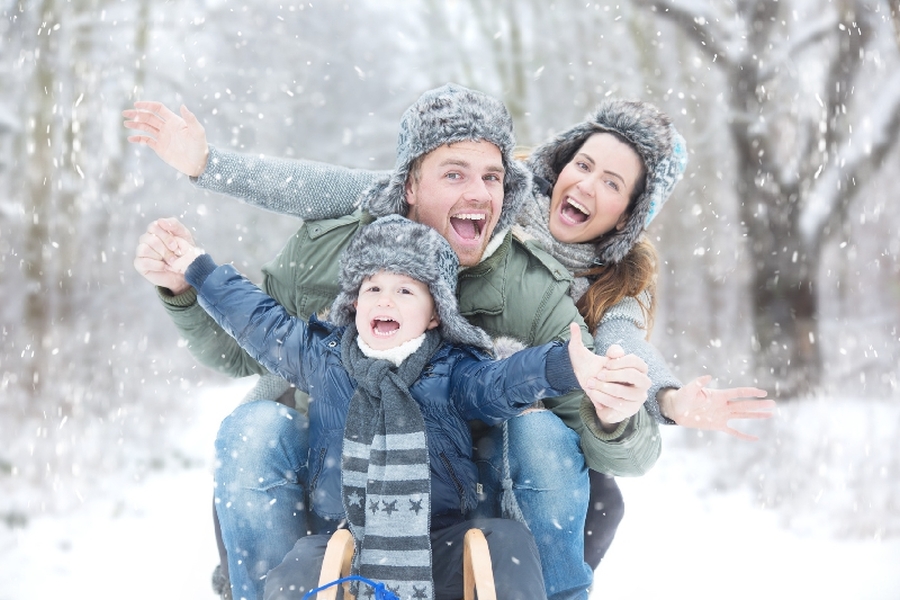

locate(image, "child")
[[163, 214, 616, 600]]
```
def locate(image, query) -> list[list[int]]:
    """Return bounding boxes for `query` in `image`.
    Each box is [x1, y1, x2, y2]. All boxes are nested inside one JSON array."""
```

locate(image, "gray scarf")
[[516, 191, 597, 303], [340, 324, 443, 600]]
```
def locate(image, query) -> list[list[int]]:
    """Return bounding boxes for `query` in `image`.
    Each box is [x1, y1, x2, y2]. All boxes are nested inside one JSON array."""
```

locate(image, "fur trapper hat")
[[362, 83, 531, 238], [527, 99, 688, 264], [329, 215, 492, 350]]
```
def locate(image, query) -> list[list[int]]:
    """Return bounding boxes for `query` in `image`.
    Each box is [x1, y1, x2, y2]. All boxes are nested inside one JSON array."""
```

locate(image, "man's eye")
[[446, 172, 461, 180], [484, 174, 502, 183]]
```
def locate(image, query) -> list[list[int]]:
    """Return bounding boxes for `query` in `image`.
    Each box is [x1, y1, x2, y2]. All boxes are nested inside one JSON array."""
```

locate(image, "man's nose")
[[462, 177, 492, 202]]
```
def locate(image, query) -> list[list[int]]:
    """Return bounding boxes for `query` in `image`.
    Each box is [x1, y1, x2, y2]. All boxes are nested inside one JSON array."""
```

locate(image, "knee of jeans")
[[507, 411, 586, 488], [215, 401, 309, 488]]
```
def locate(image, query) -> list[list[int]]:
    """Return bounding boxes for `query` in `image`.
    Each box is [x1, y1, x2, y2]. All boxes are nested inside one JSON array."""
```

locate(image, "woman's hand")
[[658, 377, 774, 441], [567, 323, 651, 430], [123, 102, 210, 178]]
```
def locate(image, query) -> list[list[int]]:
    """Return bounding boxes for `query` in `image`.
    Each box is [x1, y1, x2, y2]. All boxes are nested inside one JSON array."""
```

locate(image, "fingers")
[[155, 216, 194, 241], [180, 104, 199, 126], [604, 344, 625, 359], [602, 350, 649, 375]]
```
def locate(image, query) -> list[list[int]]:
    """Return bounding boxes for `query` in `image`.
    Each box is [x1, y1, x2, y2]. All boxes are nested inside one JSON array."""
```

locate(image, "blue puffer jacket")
[[186, 254, 581, 526]]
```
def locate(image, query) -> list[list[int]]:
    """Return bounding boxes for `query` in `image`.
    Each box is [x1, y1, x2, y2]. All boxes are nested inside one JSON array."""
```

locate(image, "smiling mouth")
[[561, 197, 590, 224], [450, 213, 485, 241], [372, 317, 400, 337]]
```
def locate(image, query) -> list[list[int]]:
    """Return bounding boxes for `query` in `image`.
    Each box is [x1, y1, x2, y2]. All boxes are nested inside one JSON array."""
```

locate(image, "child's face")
[[353, 271, 440, 351]]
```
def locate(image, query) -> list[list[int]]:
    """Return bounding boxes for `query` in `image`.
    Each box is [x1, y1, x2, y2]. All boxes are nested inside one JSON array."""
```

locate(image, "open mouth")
[[450, 213, 485, 241], [560, 197, 590, 224], [371, 317, 400, 337]]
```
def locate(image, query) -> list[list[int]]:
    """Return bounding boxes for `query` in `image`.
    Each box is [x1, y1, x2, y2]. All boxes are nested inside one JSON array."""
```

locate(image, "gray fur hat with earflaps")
[[329, 214, 492, 350], [527, 99, 688, 265], [362, 83, 532, 238]]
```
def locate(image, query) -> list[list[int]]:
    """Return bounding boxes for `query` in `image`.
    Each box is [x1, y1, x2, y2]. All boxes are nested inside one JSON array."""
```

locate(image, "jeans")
[[214, 401, 336, 600], [215, 402, 618, 600], [264, 518, 546, 600], [474, 409, 595, 600]]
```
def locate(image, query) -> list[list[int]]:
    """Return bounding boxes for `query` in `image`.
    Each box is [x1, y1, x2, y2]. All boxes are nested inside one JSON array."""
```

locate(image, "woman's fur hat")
[[329, 215, 492, 350], [363, 83, 531, 238], [527, 99, 688, 264]]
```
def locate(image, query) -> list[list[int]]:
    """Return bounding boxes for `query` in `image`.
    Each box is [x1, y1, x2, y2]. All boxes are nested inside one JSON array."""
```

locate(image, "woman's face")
[[548, 132, 643, 245]]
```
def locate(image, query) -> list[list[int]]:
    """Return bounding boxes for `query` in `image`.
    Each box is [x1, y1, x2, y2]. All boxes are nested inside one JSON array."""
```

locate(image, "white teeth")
[[455, 213, 486, 220], [566, 197, 590, 216]]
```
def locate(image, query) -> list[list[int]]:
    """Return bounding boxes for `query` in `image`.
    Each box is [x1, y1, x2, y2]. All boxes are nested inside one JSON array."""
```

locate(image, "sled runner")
[[314, 528, 497, 600]]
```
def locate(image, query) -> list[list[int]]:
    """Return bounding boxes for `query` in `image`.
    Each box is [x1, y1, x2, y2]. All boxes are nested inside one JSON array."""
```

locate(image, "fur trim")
[[362, 83, 532, 240], [330, 215, 492, 350], [527, 99, 688, 264]]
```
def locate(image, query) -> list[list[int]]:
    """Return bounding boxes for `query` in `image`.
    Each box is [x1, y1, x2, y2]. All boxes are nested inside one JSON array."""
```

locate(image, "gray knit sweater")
[[193, 145, 681, 423]]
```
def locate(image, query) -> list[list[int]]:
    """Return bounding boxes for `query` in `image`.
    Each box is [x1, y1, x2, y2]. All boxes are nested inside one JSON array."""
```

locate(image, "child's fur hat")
[[329, 215, 492, 350]]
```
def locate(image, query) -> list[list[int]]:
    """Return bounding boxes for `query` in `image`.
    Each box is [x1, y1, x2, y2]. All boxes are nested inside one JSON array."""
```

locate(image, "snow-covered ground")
[[2, 381, 899, 600]]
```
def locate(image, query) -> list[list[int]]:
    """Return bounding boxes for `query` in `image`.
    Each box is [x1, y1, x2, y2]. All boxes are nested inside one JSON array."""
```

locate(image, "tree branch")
[[634, 0, 735, 67]]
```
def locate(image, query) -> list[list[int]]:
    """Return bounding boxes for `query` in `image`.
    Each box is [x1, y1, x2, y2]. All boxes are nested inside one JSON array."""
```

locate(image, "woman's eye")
[[605, 179, 620, 192], [576, 161, 589, 171]]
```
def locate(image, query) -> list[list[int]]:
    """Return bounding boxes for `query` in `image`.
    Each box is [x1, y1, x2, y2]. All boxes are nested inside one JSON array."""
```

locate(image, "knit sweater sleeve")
[[595, 292, 682, 425], [192, 145, 387, 220]]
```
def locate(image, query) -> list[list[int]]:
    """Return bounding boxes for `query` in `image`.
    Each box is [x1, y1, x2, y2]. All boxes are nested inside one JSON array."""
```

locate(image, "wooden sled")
[[315, 528, 497, 600]]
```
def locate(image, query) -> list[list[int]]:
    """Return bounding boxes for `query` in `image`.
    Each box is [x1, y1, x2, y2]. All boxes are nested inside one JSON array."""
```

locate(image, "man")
[[132, 84, 659, 600]]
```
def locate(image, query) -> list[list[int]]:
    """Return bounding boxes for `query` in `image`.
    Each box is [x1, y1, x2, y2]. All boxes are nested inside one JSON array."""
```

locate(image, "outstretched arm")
[[123, 101, 385, 220], [657, 378, 774, 441]]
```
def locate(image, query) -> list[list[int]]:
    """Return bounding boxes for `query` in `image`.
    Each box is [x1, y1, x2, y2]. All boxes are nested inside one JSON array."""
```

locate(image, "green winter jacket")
[[159, 211, 661, 476]]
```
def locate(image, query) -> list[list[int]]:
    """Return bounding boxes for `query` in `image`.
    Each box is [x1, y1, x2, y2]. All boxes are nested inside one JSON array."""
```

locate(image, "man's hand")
[[566, 323, 650, 430], [123, 102, 210, 177], [658, 377, 774, 441], [133, 217, 198, 294]]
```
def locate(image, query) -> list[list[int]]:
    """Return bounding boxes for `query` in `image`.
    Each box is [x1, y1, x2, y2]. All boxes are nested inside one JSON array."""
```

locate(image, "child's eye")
[[399, 287, 412, 295]]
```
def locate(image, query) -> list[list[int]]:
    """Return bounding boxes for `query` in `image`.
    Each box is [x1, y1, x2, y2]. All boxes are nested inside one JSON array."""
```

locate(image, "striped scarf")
[[340, 325, 443, 600]]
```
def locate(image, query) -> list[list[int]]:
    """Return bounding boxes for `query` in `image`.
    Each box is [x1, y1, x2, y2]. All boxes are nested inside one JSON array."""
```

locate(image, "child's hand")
[[151, 218, 205, 275], [658, 377, 774, 441], [133, 218, 203, 293], [567, 323, 650, 429], [123, 102, 209, 178]]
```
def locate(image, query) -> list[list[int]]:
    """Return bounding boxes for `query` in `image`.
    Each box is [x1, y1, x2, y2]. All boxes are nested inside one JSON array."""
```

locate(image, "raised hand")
[[123, 102, 209, 177], [567, 323, 650, 429], [659, 376, 774, 441], [133, 217, 198, 294]]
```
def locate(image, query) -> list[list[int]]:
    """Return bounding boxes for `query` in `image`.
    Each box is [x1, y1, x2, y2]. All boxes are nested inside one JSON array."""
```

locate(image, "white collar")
[[356, 333, 427, 367]]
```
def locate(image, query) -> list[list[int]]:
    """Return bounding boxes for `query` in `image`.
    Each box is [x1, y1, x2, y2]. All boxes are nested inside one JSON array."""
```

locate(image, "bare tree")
[[636, 0, 900, 396]]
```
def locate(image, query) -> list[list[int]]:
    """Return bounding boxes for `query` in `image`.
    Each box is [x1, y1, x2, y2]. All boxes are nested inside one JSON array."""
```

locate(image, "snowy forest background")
[[2, 0, 900, 591]]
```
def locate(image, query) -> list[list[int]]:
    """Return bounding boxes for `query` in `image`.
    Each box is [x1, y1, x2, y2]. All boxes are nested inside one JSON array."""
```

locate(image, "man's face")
[[405, 141, 505, 267]]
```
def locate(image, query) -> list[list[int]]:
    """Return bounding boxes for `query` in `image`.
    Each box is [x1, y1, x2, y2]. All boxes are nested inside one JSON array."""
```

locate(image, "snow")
[[1, 381, 898, 600]]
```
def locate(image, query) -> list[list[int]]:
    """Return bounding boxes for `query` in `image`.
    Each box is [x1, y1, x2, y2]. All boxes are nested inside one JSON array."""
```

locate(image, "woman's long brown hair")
[[575, 238, 658, 337]]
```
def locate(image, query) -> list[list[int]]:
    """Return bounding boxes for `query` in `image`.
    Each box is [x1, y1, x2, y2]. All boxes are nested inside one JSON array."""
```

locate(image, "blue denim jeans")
[[474, 409, 594, 600], [216, 402, 595, 600], [214, 401, 336, 600]]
